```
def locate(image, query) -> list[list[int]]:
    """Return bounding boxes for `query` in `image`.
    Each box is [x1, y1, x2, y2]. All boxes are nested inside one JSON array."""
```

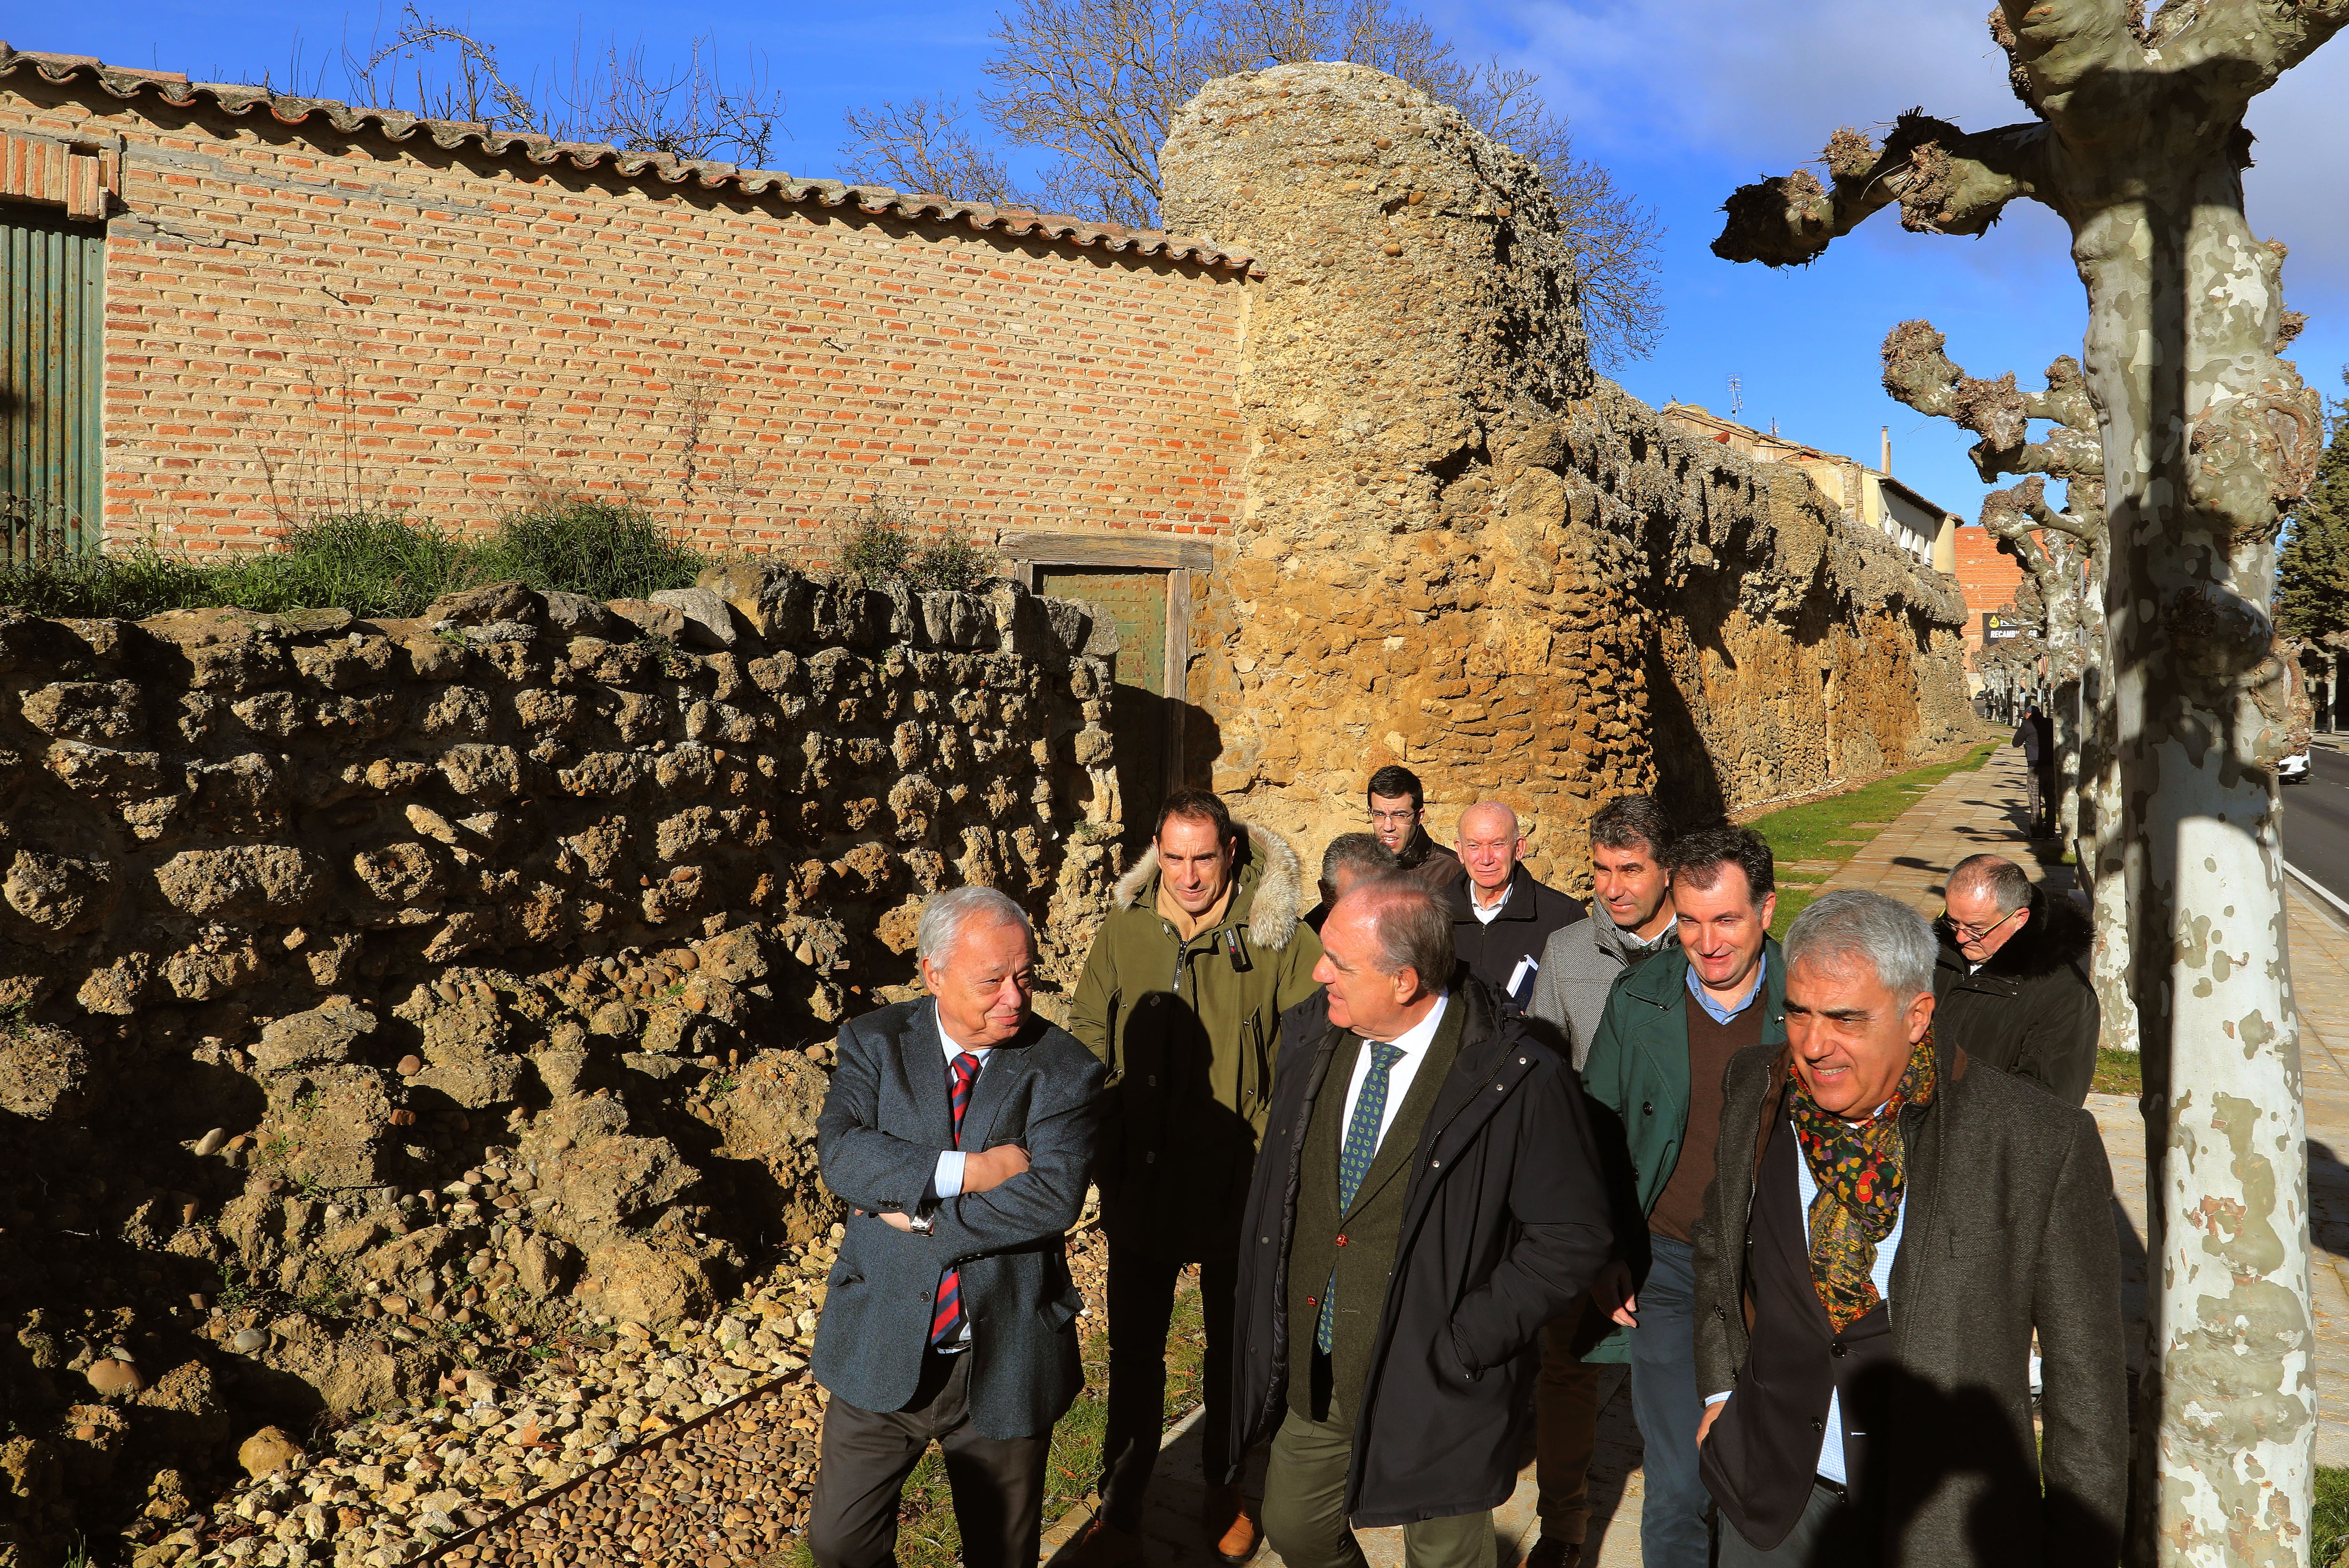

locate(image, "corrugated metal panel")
[[1, 204, 104, 561]]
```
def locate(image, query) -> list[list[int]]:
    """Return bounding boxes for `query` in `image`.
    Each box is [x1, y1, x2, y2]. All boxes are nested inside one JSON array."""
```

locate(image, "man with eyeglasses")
[[1929, 854, 2098, 1105], [1366, 764, 1464, 894]]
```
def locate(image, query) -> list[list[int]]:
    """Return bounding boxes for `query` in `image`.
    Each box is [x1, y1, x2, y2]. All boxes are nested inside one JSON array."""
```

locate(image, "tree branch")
[[1984, 480, 2062, 586], [1713, 115, 2049, 268], [1992, 0, 2145, 118], [1881, 320, 2105, 485], [2149, 0, 2349, 108]]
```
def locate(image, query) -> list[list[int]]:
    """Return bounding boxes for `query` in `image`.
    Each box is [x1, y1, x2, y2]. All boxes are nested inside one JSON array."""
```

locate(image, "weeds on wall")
[[468, 500, 710, 603], [0, 502, 706, 621], [835, 500, 996, 593]]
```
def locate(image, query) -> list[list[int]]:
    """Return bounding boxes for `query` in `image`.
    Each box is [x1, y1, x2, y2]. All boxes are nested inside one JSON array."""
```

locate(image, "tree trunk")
[[2081, 171, 2317, 1568]]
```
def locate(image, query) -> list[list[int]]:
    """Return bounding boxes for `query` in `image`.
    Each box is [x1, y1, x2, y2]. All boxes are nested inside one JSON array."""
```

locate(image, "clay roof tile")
[[0, 44, 1261, 275]]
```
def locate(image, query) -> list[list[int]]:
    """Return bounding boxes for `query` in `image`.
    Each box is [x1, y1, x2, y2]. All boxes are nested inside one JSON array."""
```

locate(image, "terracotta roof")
[[0, 44, 1262, 276]]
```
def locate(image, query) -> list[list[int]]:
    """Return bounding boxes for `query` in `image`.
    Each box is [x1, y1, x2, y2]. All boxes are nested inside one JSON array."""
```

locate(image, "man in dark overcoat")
[[1692, 889, 2126, 1567], [807, 886, 1107, 1568], [1221, 877, 1613, 1568]]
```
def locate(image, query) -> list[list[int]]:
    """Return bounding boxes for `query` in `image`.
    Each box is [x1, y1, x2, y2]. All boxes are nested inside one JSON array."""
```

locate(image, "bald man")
[[1447, 801, 1585, 1004]]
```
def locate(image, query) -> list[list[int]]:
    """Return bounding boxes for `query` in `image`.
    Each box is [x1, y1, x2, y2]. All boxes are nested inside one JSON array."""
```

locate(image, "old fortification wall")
[[0, 569, 1120, 1559], [1161, 64, 1975, 874], [0, 52, 1986, 1568], [0, 47, 1249, 557]]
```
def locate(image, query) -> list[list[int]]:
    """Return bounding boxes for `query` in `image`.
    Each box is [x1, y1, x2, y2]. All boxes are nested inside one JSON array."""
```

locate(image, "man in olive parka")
[[1065, 789, 1321, 1568]]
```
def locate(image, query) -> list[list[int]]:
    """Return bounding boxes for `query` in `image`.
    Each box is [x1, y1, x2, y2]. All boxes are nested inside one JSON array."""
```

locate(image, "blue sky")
[[44, 0, 2349, 527]]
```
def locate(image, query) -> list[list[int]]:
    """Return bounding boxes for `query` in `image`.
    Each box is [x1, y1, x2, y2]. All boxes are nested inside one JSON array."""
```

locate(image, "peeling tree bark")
[[1719, 2, 2341, 1559]]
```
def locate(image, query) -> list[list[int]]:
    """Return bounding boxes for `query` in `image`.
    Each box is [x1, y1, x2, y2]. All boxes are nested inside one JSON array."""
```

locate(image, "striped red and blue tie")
[[930, 1050, 982, 1347]]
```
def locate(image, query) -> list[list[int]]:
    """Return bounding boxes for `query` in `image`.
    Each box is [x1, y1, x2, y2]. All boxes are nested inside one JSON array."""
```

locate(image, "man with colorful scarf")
[[1690, 890, 2126, 1567]]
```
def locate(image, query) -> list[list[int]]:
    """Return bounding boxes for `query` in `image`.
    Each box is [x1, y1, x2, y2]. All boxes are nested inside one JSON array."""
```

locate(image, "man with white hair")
[[1691, 889, 2126, 1567], [808, 885, 1107, 1568], [1446, 800, 1585, 1005]]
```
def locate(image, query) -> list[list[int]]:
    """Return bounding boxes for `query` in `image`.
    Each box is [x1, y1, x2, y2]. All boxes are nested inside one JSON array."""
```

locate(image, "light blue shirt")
[[1705, 1108, 1904, 1486], [1686, 952, 1768, 1025]]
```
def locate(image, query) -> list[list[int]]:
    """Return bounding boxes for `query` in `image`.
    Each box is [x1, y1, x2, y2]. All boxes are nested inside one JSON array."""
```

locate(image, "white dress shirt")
[[1470, 880, 1512, 924], [930, 1014, 994, 1199], [1706, 1107, 1904, 1485], [1337, 992, 1449, 1159]]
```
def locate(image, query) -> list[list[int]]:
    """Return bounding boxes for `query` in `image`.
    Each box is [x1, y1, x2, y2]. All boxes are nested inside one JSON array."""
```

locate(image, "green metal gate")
[[1, 204, 104, 561]]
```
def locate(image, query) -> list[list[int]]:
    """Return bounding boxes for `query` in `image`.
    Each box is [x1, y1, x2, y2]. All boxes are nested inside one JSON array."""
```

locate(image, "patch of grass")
[[214, 512, 465, 618], [2316, 1466, 2349, 1568], [465, 499, 705, 603], [0, 500, 703, 621], [1746, 742, 1999, 936], [877, 1273, 1207, 1568], [2091, 1048, 2143, 1097]]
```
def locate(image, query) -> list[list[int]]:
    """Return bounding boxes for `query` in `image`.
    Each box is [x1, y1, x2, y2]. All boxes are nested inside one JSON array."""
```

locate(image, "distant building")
[[1659, 403, 1959, 567], [1952, 522, 2029, 668]]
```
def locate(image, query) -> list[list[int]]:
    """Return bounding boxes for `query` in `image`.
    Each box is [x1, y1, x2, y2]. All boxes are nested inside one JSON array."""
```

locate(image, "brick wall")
[[0, 62, 1251, 562]]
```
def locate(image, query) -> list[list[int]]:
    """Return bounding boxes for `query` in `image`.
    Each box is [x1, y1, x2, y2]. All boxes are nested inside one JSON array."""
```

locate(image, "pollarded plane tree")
[[1881, 327, 2139, 1056], [1713, 5, 2334, 1561]]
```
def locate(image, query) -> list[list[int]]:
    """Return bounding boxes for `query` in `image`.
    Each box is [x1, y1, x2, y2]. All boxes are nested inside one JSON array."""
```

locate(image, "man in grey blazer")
[[1691, 890, 2125, 1566], [807, 886, 1109, 1568]]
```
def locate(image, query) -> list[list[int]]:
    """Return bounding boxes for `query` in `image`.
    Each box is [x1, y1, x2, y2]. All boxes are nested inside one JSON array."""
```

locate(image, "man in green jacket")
[[1579, 825, 1784, 1568], [1064, 789, 1322, 1568]]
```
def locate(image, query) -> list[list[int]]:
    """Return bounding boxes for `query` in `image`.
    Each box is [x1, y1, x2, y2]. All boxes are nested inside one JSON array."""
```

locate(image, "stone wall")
[[0, 568, 1119, 1558], [1161, 64, 1976, 877], [0, 47, 1250, 559]]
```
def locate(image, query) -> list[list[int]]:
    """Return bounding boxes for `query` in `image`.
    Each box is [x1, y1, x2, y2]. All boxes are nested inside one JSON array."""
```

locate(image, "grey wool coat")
[[811, 998, 1108, 1439], [1525, 901, 1677, 1070], [1692, 1034, 2128, 1566]]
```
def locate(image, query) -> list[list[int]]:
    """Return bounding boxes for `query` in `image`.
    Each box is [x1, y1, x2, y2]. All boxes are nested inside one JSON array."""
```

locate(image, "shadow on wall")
[[1644, 640, 1731, 830]]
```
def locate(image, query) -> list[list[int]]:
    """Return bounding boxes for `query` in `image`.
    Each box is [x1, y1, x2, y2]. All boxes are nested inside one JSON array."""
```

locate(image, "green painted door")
[[2, 205, 104, 562], [1036, 567, 1169, 843]]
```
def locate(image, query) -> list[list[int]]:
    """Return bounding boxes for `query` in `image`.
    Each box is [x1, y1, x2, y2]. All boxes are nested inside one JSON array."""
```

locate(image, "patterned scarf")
[[1786, 1032, 1938, 1333]]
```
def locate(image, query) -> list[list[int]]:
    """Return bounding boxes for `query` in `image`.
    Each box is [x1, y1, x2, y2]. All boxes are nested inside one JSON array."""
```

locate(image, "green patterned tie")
[[1318, 1041, 1403, 1356]]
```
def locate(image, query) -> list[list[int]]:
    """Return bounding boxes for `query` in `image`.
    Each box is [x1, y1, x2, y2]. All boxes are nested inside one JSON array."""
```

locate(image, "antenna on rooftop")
[[1727, 375, 1743, 419]]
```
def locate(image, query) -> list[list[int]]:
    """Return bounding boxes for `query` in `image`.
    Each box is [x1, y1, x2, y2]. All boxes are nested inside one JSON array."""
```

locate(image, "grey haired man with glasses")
[[1929, 854, 2100, 1104]]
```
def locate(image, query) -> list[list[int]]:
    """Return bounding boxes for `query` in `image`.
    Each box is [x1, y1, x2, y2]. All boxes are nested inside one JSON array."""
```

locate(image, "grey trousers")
[[806, 1347, 1050, 1568], [1261, 1405, 1494, 1568], [1716, 1480, 1876, 1568]]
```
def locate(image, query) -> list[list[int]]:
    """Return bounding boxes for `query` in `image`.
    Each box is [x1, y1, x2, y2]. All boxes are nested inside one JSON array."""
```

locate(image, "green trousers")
[[1261, 1406, 1495, 1568]]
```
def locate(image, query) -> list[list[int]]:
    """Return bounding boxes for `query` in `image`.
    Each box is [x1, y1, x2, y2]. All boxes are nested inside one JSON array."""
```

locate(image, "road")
[[2286, 745, 2349, 906]]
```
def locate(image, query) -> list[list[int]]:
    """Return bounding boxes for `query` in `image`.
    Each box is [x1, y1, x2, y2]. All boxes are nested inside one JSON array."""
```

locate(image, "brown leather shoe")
[[1062, 1516, 1146, 1568], [1203, 1483, 1260, 1564], [1522, 1536, 1583, 1568]]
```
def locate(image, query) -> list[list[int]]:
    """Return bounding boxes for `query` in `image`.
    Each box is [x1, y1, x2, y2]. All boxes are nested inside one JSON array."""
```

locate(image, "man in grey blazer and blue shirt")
[[807, 886, 1109, 1568], [1692, 889, 2125, 1566]]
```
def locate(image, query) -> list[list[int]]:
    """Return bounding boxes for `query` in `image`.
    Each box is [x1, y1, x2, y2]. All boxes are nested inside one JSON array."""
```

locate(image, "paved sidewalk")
[[1813, 746, 2349, 1461], [1066, 745, 2349, 1568]]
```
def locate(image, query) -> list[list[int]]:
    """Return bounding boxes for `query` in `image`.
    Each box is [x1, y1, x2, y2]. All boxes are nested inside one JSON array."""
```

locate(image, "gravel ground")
[[152, 1226, 1109, 1568]]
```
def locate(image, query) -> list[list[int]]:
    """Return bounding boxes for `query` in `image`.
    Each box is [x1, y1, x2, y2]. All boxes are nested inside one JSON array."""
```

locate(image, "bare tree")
[[836, 0, 1662, 365], [1882, 325, 2136, 1057], [838, 98, 1024, 208], [1715, 8, 2343, 1558], [305, 5, 786, 168]]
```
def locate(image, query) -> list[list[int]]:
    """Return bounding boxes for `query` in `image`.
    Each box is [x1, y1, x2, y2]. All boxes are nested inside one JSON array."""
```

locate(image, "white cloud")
[[1469, 0, 2349, 291]]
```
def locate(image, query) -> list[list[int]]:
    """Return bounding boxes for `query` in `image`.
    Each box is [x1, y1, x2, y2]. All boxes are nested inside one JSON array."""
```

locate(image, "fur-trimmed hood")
[[1113, 821, 1307, 953], [1936, 886, 2092, 980]]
